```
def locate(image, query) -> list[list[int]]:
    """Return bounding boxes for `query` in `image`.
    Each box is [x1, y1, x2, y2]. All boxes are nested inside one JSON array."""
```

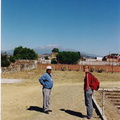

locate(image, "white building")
[[96, 57, 103, 61]]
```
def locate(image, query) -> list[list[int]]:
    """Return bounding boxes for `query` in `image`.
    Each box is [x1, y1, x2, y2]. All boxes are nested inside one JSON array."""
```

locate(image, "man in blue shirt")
[[39, 66, 53, 114]]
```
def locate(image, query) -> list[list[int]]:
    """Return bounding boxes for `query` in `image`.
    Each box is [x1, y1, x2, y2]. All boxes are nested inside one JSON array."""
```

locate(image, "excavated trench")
[[94, 89, 120, 120], [105, 91, 120, 111]]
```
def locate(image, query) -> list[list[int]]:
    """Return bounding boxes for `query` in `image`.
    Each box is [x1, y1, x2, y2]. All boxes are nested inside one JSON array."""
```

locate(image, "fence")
[[38, 64, 120, 72]]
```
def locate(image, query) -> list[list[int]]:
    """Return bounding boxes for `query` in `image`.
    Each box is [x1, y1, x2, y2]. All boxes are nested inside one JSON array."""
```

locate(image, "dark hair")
[[46, 69, 51, 73]]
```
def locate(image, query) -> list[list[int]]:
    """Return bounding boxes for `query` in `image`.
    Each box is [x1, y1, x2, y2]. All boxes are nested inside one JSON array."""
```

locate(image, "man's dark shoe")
[[44, 111, 49, 114], [48, 110, 52, 112]]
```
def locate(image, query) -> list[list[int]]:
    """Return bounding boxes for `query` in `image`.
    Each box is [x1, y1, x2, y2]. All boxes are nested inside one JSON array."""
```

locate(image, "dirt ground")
[[1, 70, 120, 120], [94, 90, 120, 120]]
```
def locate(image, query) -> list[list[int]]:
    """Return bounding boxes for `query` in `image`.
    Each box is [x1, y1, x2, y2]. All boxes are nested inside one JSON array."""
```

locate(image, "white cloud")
[[35, 45, 62, 49]]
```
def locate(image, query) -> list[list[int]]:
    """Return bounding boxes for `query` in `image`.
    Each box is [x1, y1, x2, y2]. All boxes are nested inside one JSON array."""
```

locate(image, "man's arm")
[[38, 75, 46, 86]]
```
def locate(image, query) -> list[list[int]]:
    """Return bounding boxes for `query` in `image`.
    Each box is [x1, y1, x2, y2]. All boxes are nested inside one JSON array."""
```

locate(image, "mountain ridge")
[[2, 45, 102, 58]]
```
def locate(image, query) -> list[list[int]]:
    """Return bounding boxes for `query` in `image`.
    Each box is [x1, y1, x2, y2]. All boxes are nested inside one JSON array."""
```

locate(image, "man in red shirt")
[[84, 65, 93, 120]]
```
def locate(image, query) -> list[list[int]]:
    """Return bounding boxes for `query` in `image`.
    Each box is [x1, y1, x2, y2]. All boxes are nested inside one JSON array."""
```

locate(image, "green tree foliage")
[[13, 46, 38, 60], [44, 56, 49, 60], [9, 56, 16, 63], [1, 52, 10, 67], [111, 53, 119, 56], [52, 48, 59, 52], [51, 58, 57, 64], [102, 56, 107, 61], [56, 51, 81, 64]]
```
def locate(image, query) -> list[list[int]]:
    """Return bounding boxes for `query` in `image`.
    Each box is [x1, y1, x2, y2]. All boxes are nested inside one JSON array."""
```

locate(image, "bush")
[[1, 52, 11, 67], [61, 67, 66, 71], [44, 56, 49, 60], [56, 51, 81, 64], [90, 68, 94, 72], [9, 56, 16, 63], [51, 58, 57, 64], [102, 56, 107, 61], [1, 60, 10, 67], [96, 69, 104, 73]]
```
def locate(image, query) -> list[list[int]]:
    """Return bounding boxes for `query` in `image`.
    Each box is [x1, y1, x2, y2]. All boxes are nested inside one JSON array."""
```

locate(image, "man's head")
[[83, 65, 89, 73], [46, 66, 52, 73]]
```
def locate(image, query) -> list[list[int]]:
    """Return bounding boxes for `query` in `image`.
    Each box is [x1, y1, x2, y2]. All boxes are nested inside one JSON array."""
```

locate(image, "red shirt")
[[84, 72, 93, 91]]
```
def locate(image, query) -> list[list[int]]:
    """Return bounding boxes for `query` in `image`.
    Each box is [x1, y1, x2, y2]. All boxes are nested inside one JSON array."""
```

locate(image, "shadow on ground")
[[60, 109, 85, 118], [27, 106, 43, 113]]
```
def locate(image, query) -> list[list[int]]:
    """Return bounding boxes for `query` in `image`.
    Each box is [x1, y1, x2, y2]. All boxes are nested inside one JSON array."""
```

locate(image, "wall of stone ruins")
[[1, 60, 38, 73]]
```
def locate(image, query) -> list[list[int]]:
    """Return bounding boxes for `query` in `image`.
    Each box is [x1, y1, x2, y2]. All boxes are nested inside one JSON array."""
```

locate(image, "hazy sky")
[[2, 0, 120, 55]]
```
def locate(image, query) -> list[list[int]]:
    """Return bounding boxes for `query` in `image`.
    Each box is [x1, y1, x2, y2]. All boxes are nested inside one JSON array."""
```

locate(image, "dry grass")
[[2, 70, 120, 85], [1, 69, 120, 120]]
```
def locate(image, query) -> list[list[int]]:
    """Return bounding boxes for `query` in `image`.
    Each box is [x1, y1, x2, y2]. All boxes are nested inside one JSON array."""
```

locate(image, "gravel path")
[[1, 79, 22, 83]]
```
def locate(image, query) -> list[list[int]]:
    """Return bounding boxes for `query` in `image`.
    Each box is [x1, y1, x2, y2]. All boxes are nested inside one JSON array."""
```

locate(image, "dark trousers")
[[84, 88, 93, 119]]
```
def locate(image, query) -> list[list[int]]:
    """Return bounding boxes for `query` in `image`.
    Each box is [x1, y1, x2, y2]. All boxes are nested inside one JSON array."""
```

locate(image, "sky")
[[2, 0, 120, 56]]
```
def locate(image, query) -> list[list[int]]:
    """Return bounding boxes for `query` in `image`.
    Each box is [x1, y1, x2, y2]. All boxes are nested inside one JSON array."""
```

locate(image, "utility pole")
[[109, 51, 110, 66], [112, 56, 113, 73]]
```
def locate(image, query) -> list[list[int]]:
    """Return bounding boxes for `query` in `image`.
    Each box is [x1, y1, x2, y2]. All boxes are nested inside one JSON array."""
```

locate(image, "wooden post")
[[102, 88, 105, 117], [54, 64, 55, 70], [66, 65, 68, 71], [106, 66, 108, 73], [111, 58, 113, 73], [41, 64, 43, 74]]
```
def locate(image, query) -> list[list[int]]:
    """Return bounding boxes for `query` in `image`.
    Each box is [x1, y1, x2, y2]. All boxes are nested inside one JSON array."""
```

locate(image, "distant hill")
[[34, 46, 101, 58], [81, 52, 101, 58], [2, 45, 101, 58], [1, 49, 14, 55]]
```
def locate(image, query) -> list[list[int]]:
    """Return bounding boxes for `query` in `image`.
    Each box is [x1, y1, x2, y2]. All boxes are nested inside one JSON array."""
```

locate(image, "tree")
[[13, 46, 38, 60], [52, 48, 59, 53], [1, 52, 11, 67], [102, 56, 107, 61], [51, 58, 57, 64], [56, 51, 81, 64], [9, 56, 16, 63], [44, 56, 49, 60], [111, 53, 119, 56]]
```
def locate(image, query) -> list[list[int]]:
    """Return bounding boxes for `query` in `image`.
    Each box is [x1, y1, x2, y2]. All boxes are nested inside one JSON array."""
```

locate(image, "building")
[[96, 57, 103, 61], [49, 52, 58, 60], [105, 54, 120, 62], [38, 55, 51, 64], [38, 52, 58, 64]]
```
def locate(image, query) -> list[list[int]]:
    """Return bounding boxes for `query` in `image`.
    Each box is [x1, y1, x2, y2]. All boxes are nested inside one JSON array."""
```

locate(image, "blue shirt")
[[39, 73, 53, 89]]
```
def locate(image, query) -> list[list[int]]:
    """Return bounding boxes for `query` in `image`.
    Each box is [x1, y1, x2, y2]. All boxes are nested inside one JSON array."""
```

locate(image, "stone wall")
[[1, 60, 38, 73]]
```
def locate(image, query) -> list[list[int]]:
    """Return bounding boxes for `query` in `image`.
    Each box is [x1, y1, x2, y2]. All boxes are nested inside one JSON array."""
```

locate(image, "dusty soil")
[[1, 70, 120, 120], [2, 83, 101, 120]]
